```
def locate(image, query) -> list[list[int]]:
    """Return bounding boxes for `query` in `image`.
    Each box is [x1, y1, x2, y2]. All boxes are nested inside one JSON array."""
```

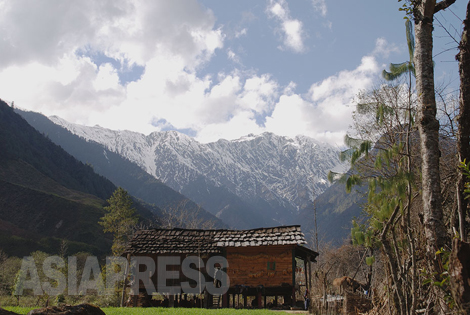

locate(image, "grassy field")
[[2, 307, 282, 315]]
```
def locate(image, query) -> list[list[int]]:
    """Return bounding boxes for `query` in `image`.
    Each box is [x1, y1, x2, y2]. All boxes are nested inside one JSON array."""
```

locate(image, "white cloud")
[[227, 49, 242, 64], [310, 56, 378, 102], [324, 20, 333, 30], [0, 0, 291, 144], [0, 0, 224, 132], [282, 20, 304, 53], [196, 111, 265, 143], [0, 0, 385, 148], [264, 54, 381, 146], [283, 82, 297, 95], [93, 63, 120, 91], [238, 74, 278, 113], [312, 0, 327, 17], [373, 38, 400, 59], [0, 0, 224, 71], [267, 0, 305, 53], [235, 28, 248, 38]]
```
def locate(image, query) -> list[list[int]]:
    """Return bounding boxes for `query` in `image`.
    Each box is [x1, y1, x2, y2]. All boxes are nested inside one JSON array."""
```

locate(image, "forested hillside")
[[0, 99, 155, 256]]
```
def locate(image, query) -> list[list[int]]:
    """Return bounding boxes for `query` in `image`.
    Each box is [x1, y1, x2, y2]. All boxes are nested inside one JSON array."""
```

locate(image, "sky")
[[0, 0, 465, 146]]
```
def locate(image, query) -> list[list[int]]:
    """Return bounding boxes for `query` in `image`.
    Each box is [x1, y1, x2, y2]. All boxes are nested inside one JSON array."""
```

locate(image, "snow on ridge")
[[49, 115, 158, 175], [47, 115, 344, 211], [233, 133, 257, 142]]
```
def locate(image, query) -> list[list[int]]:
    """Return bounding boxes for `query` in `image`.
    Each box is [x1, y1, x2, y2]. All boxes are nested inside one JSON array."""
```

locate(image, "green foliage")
[[99, 187, 138, 256], [340, 135, 371, 165], [351, 221, 376, 248], [421, 248, 455, 308], [12, 269, 25, 297], [2, 306, 36, 314], [342, 15, 425, 310], [327, 171, 363, 194], [328, 134, 370, 194], [398, 1, 414, 24], [337, 31, 417, 288], [351, 221, 376, 266], [366, 256, 375, 266], [0, 255, 21, 295], [340, 19, 417, 245], [382, 19, 415, 81], [460, 159, 470, 198]]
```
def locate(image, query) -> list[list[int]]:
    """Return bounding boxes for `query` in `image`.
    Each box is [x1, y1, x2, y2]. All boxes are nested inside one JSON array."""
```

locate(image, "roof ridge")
[[147, 225, 302, 233]]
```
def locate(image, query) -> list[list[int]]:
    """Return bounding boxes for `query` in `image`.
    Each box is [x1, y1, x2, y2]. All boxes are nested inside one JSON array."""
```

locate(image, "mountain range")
[[30, 114, 347, 229], [0, 101, 366, 248], [17, 110, 225, 229]]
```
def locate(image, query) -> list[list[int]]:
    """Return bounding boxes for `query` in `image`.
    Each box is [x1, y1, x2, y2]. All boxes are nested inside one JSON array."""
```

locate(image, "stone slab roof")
[[124, 225, 308, 255]]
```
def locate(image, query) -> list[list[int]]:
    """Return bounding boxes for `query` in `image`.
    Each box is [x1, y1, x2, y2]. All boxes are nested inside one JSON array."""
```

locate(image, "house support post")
[[292, 248, 296, 307], [120, 253, 131, 307], [304, 258, 309, 293], [204, 289, 210, 308], [222, 292, 228, 308], [292, 287, 296, 307]]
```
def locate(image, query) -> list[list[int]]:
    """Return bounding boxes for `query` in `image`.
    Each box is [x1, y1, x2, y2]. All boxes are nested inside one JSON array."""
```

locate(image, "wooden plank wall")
[[226, 245, 294, 287]]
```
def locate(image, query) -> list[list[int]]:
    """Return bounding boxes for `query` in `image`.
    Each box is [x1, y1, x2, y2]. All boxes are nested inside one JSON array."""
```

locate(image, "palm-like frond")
[[327, 170, 347, 183], [341, 135, 371, 164], [382, 63, 415, 81], [405, 19, 414, 61], [382, 20, 415, 81], [343, 134, 364, 149], [376, 103, 395, 124], [327, 171, 361, 193]]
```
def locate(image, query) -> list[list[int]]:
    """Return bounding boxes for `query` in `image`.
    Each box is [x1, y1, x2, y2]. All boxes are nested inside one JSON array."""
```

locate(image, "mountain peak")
[[46, 114, 343, 227]]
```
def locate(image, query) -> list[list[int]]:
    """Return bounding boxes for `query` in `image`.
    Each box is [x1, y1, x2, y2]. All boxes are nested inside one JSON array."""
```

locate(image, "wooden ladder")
[[212, 294, 221, 308]]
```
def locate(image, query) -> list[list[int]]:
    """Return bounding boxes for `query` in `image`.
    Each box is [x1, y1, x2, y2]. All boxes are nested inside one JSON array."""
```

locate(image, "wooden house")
[[122, 225, 318, 308]]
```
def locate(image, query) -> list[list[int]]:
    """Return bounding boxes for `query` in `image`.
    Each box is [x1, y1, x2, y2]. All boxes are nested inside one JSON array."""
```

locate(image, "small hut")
[[122, 225, 318, 308]]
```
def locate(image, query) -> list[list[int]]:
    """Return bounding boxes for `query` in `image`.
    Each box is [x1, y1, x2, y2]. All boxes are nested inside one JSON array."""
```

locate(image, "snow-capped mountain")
[[49, 116, 344, 226]]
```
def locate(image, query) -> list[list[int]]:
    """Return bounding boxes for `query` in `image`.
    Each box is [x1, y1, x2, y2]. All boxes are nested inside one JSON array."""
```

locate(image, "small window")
[[267, 261, 276, 271]]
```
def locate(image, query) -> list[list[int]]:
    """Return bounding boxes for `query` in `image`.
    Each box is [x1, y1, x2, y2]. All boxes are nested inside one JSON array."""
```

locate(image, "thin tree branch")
[[435, 15, 460, 46], [434, 0, 456, 14]]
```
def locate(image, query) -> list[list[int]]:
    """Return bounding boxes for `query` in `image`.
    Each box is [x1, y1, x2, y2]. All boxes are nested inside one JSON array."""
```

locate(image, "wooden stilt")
[[120, 254, 131, 307]]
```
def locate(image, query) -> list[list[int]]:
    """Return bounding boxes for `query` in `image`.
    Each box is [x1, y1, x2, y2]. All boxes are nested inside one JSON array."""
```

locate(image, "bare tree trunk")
[[413, 1, 455, 312], [456, 0, 470, 242], [414, 0, 447, 259], [405, 67, 418, 315]]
